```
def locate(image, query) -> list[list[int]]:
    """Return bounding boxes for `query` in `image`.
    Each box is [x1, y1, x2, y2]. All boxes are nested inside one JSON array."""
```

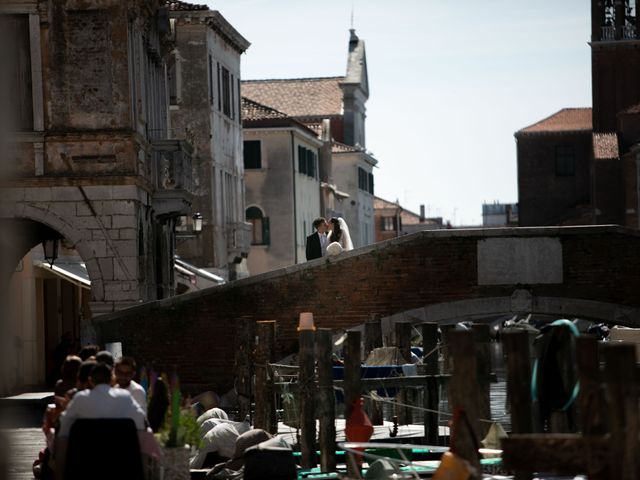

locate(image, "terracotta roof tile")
[[518, 108, 592, 135], [166, 0, 208, 11], [242, 77, 345, 118], [593, 133, 619, 159], [241, 97, 289, 121]]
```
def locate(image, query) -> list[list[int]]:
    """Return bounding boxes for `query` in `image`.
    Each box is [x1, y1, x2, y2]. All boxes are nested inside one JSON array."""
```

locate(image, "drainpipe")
[[291, 131, 298, 263]]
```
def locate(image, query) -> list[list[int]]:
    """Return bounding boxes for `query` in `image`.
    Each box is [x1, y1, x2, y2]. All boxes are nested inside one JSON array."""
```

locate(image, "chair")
[[64, 418, 144, 480]]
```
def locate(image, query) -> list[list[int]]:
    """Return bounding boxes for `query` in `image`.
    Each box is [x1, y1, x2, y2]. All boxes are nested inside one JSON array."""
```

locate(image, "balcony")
[[151, 139, 194, 219], [226, 221, 252, 262]]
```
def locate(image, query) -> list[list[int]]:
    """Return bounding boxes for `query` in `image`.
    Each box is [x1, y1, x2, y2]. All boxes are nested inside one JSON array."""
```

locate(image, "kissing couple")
[[305, 216, 354, 261]]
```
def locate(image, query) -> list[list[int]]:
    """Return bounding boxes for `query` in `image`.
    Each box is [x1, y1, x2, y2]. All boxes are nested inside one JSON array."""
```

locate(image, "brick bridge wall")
[[94, 226, 640, 393]]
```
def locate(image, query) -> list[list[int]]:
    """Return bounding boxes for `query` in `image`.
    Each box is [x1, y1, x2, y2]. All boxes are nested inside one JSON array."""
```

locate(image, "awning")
[[35, 261, 91, 289]]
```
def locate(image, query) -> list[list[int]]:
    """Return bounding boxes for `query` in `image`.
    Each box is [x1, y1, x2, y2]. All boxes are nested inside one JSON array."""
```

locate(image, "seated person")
[[115, 356, 147, 413], [190, 418, 250, 469], [58, 362, 146, 437], [54, 362, 147, 478], [54, 355, 82, 400]]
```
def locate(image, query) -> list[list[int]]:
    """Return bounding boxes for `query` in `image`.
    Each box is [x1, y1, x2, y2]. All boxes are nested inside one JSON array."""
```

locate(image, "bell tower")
[[591, 0, 640, 132]]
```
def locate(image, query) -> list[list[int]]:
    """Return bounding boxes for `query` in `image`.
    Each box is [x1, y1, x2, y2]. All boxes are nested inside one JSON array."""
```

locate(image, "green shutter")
[[262, 217, 270, 245]]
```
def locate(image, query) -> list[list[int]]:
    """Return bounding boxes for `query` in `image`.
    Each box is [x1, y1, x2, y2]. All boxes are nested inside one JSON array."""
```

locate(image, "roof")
[[166, 0, 208, 11], [332, 141, 360, 153], [593, 133, 619, 160], [517, 108, 592, 135], [242, 97, 289, 121], [242, 77, 345, 118], [241, 97, 319, 137], [344, 29, 369, 97]]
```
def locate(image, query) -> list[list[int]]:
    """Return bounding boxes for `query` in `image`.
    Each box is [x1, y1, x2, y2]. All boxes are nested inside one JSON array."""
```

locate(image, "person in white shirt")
[[58, 362, 146, 437], [115, 356, 147, 413]]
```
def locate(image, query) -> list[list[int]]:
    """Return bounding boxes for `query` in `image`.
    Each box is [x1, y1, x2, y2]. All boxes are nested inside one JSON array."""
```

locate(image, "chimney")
[[419, 204, 425, 223]]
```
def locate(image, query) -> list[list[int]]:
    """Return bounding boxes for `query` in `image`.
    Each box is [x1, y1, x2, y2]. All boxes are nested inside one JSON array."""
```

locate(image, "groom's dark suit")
[[305, 231, 322, 260]]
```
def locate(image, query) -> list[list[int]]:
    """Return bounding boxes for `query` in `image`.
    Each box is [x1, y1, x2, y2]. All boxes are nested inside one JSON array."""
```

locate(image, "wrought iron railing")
[[601, 25, 616, 40]]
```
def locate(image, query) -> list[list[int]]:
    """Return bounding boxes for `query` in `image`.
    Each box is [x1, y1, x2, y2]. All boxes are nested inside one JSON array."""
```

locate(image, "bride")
[[326, 217, 354, 256]]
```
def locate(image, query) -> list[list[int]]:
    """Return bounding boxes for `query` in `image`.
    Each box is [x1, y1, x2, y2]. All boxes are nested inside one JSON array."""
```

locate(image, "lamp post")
[[42, 239, 59, 267]]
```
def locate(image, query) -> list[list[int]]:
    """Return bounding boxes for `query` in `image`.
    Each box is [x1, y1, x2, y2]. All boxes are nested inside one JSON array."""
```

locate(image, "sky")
[[207, 0, 592, 225]]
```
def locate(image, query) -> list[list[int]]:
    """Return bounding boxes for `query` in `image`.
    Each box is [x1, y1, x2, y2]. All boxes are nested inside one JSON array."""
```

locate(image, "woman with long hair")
[[326, 217, 354, 256]]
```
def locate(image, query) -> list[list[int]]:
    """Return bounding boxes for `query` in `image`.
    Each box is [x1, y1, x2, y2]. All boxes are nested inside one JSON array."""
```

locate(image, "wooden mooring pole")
[[395, 321, 412, 425], [420, 322, 439, 445], [316, 328, 336, 473], [502, 329, 533, 480], [448, 329, 481, 478], [299, 329, 317, 469], [364, 316, 384, 425], [472, 324, 492, 438], [254, 320, 276, 433], [344, 329, 362, 479]]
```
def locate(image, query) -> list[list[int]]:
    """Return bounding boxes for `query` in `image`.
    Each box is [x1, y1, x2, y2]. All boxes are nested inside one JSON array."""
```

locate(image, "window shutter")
[[262, 217, 270, 245], [217, 62, 222, 111], [380, 217, 386, 230]]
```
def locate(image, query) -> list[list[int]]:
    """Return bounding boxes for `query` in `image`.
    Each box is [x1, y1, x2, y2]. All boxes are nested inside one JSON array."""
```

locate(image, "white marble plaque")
[[477, 237, 563, 285]]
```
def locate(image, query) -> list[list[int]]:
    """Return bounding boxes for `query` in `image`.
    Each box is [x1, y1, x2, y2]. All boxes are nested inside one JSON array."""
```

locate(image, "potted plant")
[[148, 372, 202, 480]]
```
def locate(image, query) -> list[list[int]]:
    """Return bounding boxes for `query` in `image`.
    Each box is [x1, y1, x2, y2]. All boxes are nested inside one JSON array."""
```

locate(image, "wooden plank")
[[298, 330, 316, 469], [575, 335, 606, 435], [502, 330, 533, 434], [316, 329, 336, 473], [603, 343, 638, 480], [501, 434, 610, 475]]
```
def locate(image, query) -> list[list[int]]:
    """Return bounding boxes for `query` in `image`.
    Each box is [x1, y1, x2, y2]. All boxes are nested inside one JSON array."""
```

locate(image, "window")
[[208, 54, 214, 105], [216, 62, 222, 111], [383, 217, 395, 231], [297, 145, 317, 178], [244, 141, 261, 169], [3, 15, 33, 130], [221, 65, 231, 118], [358, 167, 373, 193], [246, 206, 270, 245], [168, 51, 178, 105], [555, 145, 575, 176]]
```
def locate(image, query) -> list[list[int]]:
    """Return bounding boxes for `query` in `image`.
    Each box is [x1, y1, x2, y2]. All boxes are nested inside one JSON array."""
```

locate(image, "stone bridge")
[[94, 225, 640, 392]]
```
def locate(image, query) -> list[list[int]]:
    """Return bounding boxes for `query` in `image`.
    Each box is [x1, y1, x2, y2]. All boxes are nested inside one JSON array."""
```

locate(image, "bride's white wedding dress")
[[326, 218, 354, 256]]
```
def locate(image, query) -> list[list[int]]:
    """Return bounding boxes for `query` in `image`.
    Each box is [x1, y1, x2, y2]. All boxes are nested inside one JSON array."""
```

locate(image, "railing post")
[[395, 321, 412, 425]]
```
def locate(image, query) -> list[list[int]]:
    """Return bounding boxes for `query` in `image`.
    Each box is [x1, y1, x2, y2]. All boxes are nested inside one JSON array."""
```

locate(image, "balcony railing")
[[226, 221, 252, 260], [600, 24, 637, 41], [623, 24, 636, 39], [601, 25, 616, 40], [151, 139, 194, 218]]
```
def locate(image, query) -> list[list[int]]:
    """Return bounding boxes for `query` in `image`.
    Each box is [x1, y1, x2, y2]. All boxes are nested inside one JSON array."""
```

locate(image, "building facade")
[[0, 0, 193, 393], [242, 99, 322, 274], [168, 3, 252, 281], [242, 29, 376, 249], [517, 0, 640, 228], [374, 197, 442, 242]]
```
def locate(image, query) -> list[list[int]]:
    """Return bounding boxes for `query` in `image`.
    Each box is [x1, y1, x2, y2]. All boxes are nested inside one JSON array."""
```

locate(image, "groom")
[[305, 217, 328, 261]]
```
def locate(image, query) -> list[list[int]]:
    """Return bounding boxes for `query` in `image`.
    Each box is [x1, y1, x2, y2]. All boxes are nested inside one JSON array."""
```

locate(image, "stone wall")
[[94, 226, 640, 393]]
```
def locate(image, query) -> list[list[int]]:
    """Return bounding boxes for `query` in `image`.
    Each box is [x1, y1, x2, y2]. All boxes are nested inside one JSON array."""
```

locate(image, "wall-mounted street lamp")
[[192, 212, 203, 233], [42, 239, 59, 267]]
